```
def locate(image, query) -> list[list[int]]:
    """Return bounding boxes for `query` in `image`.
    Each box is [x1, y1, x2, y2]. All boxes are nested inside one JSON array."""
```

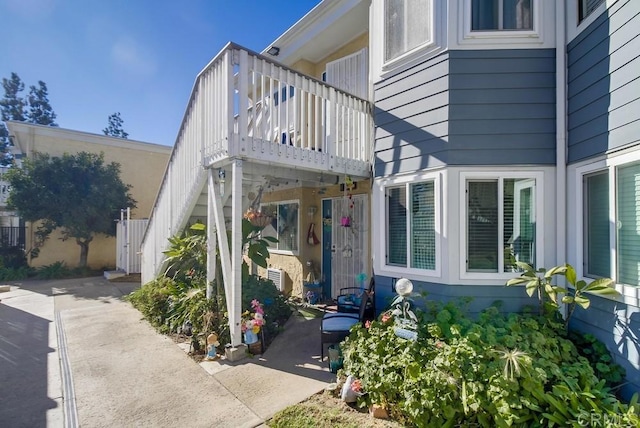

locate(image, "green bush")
[[0, 266, 35, 280], [36, 261, 72, 279], [341, 302, 639, 427], [0, 246, 28, 269]]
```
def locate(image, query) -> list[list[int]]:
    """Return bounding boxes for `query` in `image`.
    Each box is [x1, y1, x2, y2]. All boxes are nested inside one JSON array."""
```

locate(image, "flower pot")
[[248, 341, 262, 355]]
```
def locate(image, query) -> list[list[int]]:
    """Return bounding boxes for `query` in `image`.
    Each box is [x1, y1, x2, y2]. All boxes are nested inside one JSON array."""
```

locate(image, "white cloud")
[[111, 36, 157, 77]]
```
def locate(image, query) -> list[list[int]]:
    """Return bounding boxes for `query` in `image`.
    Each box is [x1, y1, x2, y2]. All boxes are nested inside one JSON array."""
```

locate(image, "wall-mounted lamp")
[[307, 205, 317, 217], [218, 169, 226, 197], [267, 46, 280, 56]]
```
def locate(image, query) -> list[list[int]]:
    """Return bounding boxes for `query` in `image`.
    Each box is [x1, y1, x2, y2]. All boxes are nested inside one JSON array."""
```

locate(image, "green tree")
[[5, 151, 136, 267], [0, 73, 27, 165], [26, 81, 58, 126], [0, 73, 59, 165], [103, 112, 128, 139], [0, 72, 26, 122]]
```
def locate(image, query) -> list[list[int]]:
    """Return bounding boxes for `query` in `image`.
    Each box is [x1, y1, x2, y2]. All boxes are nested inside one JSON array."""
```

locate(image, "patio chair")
[[320, 290, 372, 361], [336, 277, 375, 319]]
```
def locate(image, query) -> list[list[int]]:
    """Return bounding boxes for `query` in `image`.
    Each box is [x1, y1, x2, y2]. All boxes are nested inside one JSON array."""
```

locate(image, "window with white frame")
[[471, 0, 533, 31], [386, 180, 436, 270], [578, 0, 605, 22], [261, 201, 299, 253], [465, 177, 536, 273], [583, 162, 640, 287], [384, 0, 432, 63]]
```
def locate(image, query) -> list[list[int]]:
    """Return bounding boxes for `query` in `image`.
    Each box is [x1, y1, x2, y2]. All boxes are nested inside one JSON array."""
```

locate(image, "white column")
[[206, 169, 217, 300], [210, 166, 234, 344], [230, 159, 243, 346]]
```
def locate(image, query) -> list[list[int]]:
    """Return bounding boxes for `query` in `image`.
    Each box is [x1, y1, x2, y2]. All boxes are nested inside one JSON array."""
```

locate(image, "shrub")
[[0, 266, 34, 280], [341, 302, 639, 427], [36, 261, 72, 279], [0, 246, 28, 269], [242, 274, 292, 339]]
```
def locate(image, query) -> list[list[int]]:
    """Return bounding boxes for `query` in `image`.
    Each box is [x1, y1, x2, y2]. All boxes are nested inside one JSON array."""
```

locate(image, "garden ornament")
[[392, 278, 418, 341], [205, 333, 220, 360]]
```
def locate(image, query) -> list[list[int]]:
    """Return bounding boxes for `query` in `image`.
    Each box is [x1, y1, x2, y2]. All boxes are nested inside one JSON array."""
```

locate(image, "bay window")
[[384, 0, 432, 62], [582, 162, 640, 287], [386, 180, 436, 271], [465, 177, 536, 273], [579, 0, 605, 22], [471, 0, 533, 31]]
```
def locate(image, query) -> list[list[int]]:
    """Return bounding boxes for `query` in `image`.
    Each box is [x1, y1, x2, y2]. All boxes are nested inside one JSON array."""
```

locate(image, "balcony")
[[141, 42, 372, 284]]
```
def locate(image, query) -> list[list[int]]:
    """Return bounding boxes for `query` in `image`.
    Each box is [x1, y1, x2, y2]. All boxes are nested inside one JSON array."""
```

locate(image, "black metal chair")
[[336, 277, 375, 319], [320, 290, 372, 361]]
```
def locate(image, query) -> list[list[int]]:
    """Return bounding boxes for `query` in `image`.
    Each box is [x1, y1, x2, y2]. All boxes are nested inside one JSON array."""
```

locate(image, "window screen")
[[411, 182, 435, 270], [471, 0, 532, 31], [387, 187, 407, 266], [384, 0, 431, 62], [585, 172, 610, 278], [467, 181, 499, 271], [617, 163, 640, 286]]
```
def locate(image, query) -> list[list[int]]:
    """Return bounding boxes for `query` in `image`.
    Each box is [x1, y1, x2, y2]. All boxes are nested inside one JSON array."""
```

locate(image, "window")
[[466, 177, 536, 273], [617, 163, 640, 287], [261, 201, 299, 253], [471, 0, 533, 31], [582, 162, 640, 287], [386, 181, 436, 270], [579, 0, 605, 22], [384, 0, 431, 62], [584, 172, 610, 278]]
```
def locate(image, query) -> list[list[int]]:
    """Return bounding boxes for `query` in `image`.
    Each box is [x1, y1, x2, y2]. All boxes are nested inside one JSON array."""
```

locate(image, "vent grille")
[[266, 268, 284, 292]]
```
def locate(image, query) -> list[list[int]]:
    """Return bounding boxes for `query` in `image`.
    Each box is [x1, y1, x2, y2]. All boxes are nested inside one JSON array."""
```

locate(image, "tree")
[[5, 151, 136, 267], [0, 72, 26, 122], [0, 72, 59, 165], [103, 112, 129, 139], [26, 81, 58, 126]]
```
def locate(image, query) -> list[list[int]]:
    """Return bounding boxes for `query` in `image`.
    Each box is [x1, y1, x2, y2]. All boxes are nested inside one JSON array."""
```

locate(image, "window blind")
[[617, 163, 640, 286], [585, 172, 610, 278], [411, 182, 435, 270], [387, 187, 407, 266], [467, 181, 498, 271]]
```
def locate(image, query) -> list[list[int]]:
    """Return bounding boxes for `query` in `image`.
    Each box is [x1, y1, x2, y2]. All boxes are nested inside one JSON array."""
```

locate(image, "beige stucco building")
[[5, 121, 171, 269]]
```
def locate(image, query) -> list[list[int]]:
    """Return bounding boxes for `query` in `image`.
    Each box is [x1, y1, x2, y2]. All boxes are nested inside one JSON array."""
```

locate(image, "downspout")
[[555, 1, 568, 316]]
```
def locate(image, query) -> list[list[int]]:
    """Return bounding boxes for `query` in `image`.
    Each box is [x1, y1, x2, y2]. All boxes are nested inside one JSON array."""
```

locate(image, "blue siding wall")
[[374, 49, 556, 177], [570, 296, 640, 400], [374, 275, 537, 319], [567, 0, 640, 162]]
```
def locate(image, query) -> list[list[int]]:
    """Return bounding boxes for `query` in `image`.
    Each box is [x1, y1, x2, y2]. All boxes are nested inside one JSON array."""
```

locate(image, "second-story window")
[[384, 0, 431, 63], [471, 0, 533, 31], [578, 0, 605, 22]]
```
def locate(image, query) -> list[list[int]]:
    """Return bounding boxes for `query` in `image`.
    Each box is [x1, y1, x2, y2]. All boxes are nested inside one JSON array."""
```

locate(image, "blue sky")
[[0, 0, 321, 146]]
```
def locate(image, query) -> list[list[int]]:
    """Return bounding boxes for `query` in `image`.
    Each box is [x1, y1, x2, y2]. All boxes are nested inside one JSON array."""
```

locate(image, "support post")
[[206, 169, 217, 300], [230, 159, 244, 346], [210, 166, 235, 345]]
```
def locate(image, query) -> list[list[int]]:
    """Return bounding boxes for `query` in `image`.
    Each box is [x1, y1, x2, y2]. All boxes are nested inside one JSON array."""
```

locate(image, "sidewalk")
[[0, 277, 334, 427]]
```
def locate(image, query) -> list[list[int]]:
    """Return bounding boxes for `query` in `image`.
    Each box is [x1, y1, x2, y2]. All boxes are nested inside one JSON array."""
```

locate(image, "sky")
[[0, 0, 321, 147]]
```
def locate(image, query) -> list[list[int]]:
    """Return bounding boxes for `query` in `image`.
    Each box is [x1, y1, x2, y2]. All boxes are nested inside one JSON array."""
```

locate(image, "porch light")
[[267, 46, 280, 56], [307, 205, 317, 217], [218, 169, 226, 197]]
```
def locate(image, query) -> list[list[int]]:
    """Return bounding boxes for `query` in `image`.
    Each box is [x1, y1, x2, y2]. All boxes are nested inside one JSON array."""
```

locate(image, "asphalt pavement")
[[0, 277, 334, 427]]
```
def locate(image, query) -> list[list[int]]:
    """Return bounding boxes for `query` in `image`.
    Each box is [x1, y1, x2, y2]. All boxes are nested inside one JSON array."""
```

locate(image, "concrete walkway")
[[0, 277, 334, 427]]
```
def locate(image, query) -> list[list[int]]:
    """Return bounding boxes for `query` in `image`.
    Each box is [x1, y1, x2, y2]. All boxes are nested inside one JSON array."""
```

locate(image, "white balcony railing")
[[141, 43, 372, 282]]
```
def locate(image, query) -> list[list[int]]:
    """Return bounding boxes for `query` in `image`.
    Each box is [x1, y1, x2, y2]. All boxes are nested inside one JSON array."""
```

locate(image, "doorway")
[[321, 194, 369, 299]]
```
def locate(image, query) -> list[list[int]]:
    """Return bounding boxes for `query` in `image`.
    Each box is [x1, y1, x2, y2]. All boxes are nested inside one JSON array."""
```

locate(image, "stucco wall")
[[8, 123, 171, 269], [259, 179, 370, 297]]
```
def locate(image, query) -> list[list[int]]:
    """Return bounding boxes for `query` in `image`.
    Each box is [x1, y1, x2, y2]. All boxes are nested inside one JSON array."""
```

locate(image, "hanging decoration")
[[307, 223, 320, 246]]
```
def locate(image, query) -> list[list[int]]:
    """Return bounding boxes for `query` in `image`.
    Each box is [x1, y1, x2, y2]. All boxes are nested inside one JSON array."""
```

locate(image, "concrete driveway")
[[0, 277, 333, 427]]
